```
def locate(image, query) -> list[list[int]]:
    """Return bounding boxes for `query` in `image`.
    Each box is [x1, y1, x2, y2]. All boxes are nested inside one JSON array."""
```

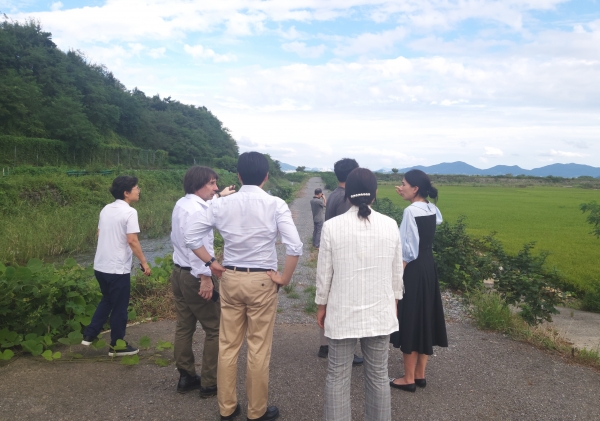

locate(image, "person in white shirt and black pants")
[[185, 152, 302, 421], [170, 166, 235, 396], [316, 168, 403, 421], [81, 176, 151, 356]]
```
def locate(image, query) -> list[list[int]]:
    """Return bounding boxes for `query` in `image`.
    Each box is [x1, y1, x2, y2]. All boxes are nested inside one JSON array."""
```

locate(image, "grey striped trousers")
[[325, 335, 391, 421]]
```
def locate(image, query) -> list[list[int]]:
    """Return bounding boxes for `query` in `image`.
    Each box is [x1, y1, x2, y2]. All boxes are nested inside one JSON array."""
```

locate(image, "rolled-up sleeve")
[[392, 224, 404, 300], [400, 207, 419, 264], [315, 222, 333, 305], [185, 206, 215, 251], [276, 199, 303, 256]]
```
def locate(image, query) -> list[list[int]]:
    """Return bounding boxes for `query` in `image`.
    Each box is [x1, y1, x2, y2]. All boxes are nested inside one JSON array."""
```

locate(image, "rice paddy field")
[[377, 184, 600, 293]]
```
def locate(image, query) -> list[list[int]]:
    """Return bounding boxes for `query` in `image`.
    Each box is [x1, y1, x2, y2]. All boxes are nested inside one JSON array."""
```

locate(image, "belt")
[[224, 266, 271, 272], [174, 264, 192, 271]]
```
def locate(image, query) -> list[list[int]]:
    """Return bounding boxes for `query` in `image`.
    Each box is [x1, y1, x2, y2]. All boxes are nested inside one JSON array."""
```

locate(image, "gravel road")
[[1, 177, 599, 421]]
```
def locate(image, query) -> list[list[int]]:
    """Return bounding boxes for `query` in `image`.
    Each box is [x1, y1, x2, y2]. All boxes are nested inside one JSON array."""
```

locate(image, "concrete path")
[[549, 306, 600, 351], [1, 176, 600, 421]]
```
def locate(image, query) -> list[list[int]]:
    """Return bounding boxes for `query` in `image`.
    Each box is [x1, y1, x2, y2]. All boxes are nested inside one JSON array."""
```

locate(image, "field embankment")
[[377, 183, 600, 294]]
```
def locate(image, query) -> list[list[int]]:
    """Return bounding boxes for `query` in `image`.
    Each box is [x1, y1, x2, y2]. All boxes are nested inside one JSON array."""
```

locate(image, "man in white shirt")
[[82, 175, 151, 356], [184, 152, 303, 421], [170, 166, 235, 397]]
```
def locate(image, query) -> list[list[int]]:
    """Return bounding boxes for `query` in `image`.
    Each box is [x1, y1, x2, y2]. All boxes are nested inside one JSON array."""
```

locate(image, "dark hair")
[[109, 175, 138, 200], [404, 169, 438, 202], [333, 158, 359, 182], [345, 168, 377, 220], [237, 152, 269, 185], [183, 166, 219, 194], [314, 188, 322, 195]]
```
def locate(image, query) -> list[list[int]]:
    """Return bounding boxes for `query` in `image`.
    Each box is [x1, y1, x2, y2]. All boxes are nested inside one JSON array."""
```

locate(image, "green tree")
[[296, 166, 306, 172], [580, 201, 600, 238], [391, 168, 398, 174]]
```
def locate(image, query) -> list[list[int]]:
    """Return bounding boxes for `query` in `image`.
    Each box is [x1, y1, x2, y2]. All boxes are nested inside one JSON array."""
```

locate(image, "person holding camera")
[[310, 188, 326, 248], [170, 166, 235, 397]]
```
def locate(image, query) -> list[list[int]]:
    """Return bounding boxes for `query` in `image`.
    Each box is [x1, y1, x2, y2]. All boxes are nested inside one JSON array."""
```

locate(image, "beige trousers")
[[217, 269, 279, 419]]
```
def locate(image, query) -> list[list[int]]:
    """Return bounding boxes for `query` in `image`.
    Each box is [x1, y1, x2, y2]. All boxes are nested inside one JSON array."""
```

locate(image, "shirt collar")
[[114, 199, 130, 207], [239, 185, 267, 195], [185, 193, 209, 207], [411, 201, 432, 211]]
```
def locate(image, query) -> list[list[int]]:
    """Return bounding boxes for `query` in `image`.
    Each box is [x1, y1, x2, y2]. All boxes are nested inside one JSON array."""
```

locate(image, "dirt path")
[[1, 177, 599, 421]]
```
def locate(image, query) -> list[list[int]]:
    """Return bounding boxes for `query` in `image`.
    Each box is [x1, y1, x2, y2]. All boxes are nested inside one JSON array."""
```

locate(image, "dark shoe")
[[352, 354, 364, 366], [390, 379, 416, 392], [81, 335, 98, 346], [177, 369, 201, 394], [317, 345, 329, 358], [108, 343, 139, 357], [247, 406, 279, 421], [221, 403, 241, 420], [200, 385, 217, 398], [415, 378, 426, 388]]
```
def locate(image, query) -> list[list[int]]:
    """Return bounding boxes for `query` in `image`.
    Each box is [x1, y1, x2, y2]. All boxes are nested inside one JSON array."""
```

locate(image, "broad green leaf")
[[48, 315, 63, 329], [14, 267, 32, 281], [0, 328, 9, 342], [139, 336, 151, 349], [127, 310, 137, 321], [113, 339, 127, 350], [154, 357, 170, 367], [63, 258, 77, 268], [120, 354, 139, 366], [72, 353, 83, 359], [0, 262, 6, 274], [43, 336, 53, 346], [83, 266, 94, 276], [4, 266, 15, 279], [21, 340, 43, 356], [66, 291, 81, 298], [67, 331, 83, 345], [91, 339, 107, 350], [156, 340, 173, 351], [57, 338, 71, 346], [52, 352, 61, 359], [26, 258, 44, 273], [42, 350, 53, 361], [84, 304, 96, 316], [25, 333, 39, 341], [0, 349, 14, 361]]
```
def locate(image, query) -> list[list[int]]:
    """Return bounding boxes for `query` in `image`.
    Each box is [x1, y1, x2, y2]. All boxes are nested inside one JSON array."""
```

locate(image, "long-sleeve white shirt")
[[315, 206, 404, 340], [171, 194, 214, 278], [184, 185, 302, 269], [399, 201, 443, 264]]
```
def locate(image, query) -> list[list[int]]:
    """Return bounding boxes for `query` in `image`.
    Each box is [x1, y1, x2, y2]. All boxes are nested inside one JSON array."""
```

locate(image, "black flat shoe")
[[221, 403, 241, 420], [389, 379, 416, 392], [247, 405, 280, 421], [177, 369, 201, 393], [200, 384, 217, 398], [415, 378, 426, 388]]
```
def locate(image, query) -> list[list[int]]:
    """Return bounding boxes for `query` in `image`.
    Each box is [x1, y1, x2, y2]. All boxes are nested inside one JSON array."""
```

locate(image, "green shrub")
[[373, 198, 403, 225], [466, 289, 514, 332], [319, 172, 338, 191], [581, 283, 600, 312], [284, 172, 308, 183]]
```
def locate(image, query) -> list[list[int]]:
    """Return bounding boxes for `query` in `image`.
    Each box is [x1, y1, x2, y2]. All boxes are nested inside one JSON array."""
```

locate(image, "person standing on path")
[[390, 169, 448, 392], [81, 175, 151, 356], [310, 188, 326, 248], [184, 152, 302, 421], [316, 168, 403, 421], [317, 158, 364, 367], [170, 166, 236, 397]]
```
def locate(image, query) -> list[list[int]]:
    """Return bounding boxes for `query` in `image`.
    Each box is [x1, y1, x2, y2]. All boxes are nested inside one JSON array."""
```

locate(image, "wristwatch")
[[205, 257, 216, 267]]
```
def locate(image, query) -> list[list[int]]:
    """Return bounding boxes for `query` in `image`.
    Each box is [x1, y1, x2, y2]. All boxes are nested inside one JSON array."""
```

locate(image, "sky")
[[4, 0, 600, 170]]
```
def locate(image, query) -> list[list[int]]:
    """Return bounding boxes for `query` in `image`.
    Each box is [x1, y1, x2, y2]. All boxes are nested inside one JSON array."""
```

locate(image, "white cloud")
[[549, 149, 588, 158], [184, 44, 236, 63], [333, 27, 408, 56], [282, 42, 326, 58], [50, 1, 63, 11], [148, 47, 166, 58], [484, 147, 504, 157]]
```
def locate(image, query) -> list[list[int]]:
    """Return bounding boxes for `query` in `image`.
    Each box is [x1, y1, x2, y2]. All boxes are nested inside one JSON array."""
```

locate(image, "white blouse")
[[399, 201, 443, 264], [315, 207, 404, 340]]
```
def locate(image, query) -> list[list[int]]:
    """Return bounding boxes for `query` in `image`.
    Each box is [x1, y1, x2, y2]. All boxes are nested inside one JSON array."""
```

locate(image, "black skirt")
[[390, 214, 448, 355]]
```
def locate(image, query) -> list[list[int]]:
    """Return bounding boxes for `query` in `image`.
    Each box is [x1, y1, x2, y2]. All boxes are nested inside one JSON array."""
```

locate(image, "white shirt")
[[184, 185, 303, 269], [315, 207, 404, 340], [94, 200, 140, 274], [400, 202, 443, 264], [171, 194, 214, 278]]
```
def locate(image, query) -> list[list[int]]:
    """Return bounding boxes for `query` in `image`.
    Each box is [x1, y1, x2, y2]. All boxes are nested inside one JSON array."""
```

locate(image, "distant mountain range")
[[374, 162, 600, 178]]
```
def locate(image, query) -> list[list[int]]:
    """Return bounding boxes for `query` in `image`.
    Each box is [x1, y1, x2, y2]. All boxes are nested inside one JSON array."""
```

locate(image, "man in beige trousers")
[[185, 152, 302, 421]]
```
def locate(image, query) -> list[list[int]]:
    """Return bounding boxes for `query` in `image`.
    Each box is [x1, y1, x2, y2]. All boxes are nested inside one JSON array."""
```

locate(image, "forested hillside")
[[0, 19, 238, 166]]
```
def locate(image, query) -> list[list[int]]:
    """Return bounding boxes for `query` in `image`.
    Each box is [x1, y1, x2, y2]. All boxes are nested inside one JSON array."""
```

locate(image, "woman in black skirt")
[[389, 169, 448, 392]]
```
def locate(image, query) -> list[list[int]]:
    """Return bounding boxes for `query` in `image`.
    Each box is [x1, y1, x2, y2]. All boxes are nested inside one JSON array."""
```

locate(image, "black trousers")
[[84, 270, 130, 346]]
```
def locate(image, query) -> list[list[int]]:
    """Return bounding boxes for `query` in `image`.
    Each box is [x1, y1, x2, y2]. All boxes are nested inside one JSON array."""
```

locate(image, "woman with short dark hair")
[[390, 169, 448, 392], [316, 168, 403, 421]]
